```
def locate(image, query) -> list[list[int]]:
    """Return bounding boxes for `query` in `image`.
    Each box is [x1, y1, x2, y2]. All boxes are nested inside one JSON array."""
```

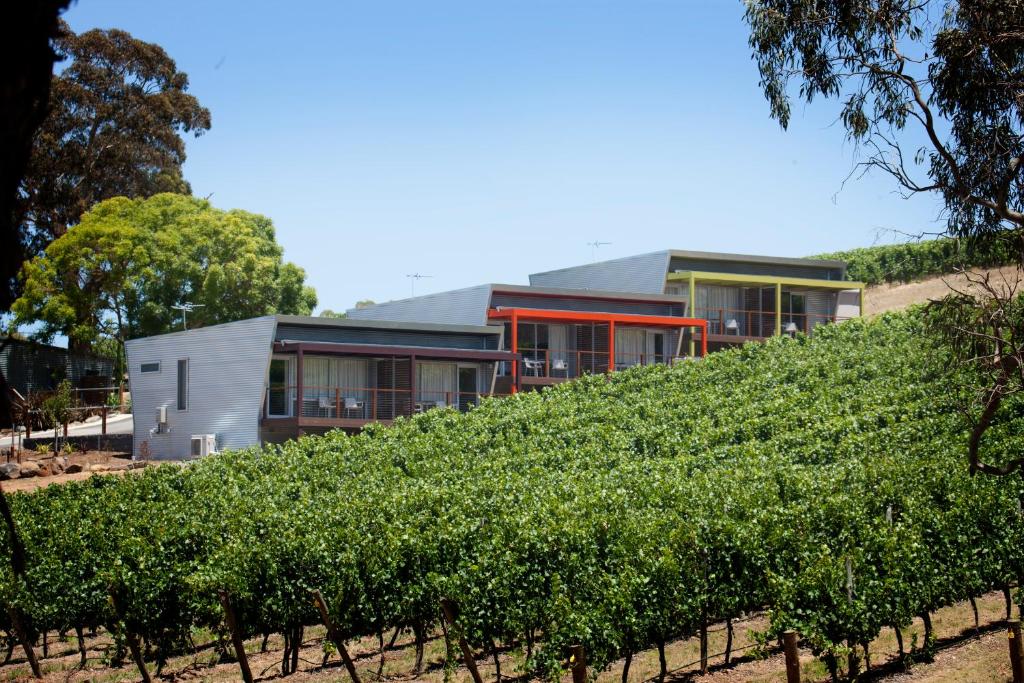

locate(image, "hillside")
[[1, 310, 1022, 682], [865, 264, 1024, 314]]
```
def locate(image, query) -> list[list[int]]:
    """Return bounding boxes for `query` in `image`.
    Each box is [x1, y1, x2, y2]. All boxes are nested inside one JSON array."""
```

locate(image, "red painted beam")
[[488, 307, 706, 329]]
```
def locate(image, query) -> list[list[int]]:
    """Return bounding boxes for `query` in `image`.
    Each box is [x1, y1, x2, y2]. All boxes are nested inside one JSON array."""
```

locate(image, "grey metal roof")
[[274, 314, 502, 336], [527, 251, 672, 294]]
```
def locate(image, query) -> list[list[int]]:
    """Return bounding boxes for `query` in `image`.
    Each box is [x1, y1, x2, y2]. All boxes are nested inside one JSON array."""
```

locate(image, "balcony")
[[265, 385, 510, 429], [694, 307, 852, 342], [514, 349, 686, 385]]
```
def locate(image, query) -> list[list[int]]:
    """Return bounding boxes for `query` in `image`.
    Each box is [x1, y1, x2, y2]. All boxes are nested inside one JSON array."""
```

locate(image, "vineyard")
[[812, 237, 1019, 285], [2, 310, 1024, 681]]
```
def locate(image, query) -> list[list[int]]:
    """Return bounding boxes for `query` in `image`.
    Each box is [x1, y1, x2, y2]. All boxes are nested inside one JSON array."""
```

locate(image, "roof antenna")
[[171, 302, 205, 330], [587, 241, 612, 262], [405, 273, 433, 296]]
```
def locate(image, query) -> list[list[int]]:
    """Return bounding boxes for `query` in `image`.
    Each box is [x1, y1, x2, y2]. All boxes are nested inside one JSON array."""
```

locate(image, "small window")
[[177, 359, 189, 411], [140, 362, 160, 373]]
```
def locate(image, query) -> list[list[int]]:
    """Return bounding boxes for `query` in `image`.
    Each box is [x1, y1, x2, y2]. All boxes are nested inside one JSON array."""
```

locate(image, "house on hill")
[[124, 249, 860, 459], [527, 249, 864, 352]]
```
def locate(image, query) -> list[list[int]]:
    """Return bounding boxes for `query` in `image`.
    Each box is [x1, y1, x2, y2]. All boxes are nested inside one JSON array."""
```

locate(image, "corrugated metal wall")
[[125, 316, 277, 460], [528, 251, 671, 294], [274, 324, 498, 350], [0, 340, 113, 395], [346, 284, 493, 326]]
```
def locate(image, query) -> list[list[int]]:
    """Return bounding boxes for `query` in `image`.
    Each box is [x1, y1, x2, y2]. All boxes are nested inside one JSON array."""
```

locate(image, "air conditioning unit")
[[190, 434, 217, 458]]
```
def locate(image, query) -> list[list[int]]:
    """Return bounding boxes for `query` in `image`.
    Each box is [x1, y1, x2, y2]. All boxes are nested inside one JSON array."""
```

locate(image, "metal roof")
[[529, 249, 846, 279]]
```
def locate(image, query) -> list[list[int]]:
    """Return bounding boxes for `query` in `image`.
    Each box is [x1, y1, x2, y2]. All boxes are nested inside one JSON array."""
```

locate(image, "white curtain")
[[615, 328, 646, 368], [417, 362, 457, 406], [302, 357, 370, 412], [548, 324, 568, 366]]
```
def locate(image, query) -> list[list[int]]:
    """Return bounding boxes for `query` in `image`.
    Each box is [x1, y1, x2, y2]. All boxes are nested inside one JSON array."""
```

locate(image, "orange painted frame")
[[488, 307, 709, 388]]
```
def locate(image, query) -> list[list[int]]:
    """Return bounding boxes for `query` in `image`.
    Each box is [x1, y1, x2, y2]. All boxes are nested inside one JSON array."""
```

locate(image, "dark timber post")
[[439, 598, 484, 683], [783, 630, 800, 683], [311, 589, 362, 683], [570, 644, 587, 683], [1009, 619, 1023, 683], [218, 589, 254, 683]]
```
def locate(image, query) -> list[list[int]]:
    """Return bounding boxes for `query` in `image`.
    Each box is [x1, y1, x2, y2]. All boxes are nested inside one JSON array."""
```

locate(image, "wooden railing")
[[266, 385, 507, 421]]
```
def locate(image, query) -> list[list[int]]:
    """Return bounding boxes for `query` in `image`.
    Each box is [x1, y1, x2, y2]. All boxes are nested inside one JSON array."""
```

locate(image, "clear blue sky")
[[64, 0, 945, 312]]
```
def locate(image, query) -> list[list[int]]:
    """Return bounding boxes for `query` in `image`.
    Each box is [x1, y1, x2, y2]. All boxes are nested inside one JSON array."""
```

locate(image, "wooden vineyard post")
[[1009, 619, 1024, 683], [218, 589, 254, 683], [570, 644, 587, 683], [311, 589, 362, 683], [439, 598, 484, 683], [783, 630, 800, 683]]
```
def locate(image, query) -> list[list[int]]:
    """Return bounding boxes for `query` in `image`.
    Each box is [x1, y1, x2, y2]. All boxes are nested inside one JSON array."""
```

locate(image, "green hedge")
[[813, 237, 1018, 285]]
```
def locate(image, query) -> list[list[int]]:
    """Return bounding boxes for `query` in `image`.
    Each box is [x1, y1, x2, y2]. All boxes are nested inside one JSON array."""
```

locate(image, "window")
[[177, 359, 189, 410], [140, 362, 160, 373]]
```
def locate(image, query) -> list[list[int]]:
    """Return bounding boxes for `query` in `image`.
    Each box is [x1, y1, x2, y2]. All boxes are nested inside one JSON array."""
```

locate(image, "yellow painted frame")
[[669, 270, 867, 342]]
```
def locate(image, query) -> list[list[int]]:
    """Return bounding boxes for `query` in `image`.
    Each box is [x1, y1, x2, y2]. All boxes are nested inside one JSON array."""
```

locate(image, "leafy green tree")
[[745, 0, 1024, 242], [320, 301, 374, 319], [40, 379, 73, 455], [17, 21, 210, 260], [13, 193, 317, 357]]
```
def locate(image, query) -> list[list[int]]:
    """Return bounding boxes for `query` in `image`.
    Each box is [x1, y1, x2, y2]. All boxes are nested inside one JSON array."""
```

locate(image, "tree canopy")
[[745, 0, 1024, 244], [16, 21, 210, 261], [13, 193, 317, 354]]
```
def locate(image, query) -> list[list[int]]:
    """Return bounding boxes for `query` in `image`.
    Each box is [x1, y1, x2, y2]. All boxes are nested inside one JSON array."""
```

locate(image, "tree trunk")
[[291, 625, 301, 674], [970, 596, 980, 631], [75, 626, 86, 668], [414, 623, 426, 675], [657, 639, 667, 680], [621, 650, 632, 683], [725, 617, 734, 665], [699, 614, 708, 673], [1006, 586, 1014, 620], [491, 639, 501, 683], [894, 625, 904, 657], [281, 630, 291, 676]]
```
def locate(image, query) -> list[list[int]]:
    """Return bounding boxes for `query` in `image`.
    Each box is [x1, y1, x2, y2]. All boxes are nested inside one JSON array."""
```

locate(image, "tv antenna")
[[587, 240, 612, 262], [171, 302, 205, 330], [405, 273, 433, 296]]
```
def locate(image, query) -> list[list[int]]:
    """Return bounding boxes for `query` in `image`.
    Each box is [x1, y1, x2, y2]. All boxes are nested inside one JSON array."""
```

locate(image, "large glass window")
[[781, 292, 807, 331]]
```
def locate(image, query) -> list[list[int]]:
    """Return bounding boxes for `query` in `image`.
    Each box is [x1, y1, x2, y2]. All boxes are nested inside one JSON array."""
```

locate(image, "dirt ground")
[[0, 451, 143, 493], [0, 591, 1016, 683], [864, 265, 1024, 315]]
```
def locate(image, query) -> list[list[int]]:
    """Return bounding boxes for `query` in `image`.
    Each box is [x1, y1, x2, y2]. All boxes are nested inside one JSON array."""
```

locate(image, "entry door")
[[267, 357, 294, 417], [457, 366, 478, 412]]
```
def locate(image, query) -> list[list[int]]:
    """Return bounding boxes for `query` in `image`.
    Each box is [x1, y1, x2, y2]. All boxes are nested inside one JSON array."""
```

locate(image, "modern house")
[[527, 250, 864, 352], [123, 248, 861, 460], [346, 283, 708, 392], [125, 315, 517, 459]]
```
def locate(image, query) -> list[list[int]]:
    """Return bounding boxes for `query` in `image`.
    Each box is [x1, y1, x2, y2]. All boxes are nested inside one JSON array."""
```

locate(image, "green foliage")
[[745, 0, 1024, 243], [13, 193, 317, 351], [1, 311, 1023, 678], [812, 237, 1018, 285], [17, 21, 210, 259]]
